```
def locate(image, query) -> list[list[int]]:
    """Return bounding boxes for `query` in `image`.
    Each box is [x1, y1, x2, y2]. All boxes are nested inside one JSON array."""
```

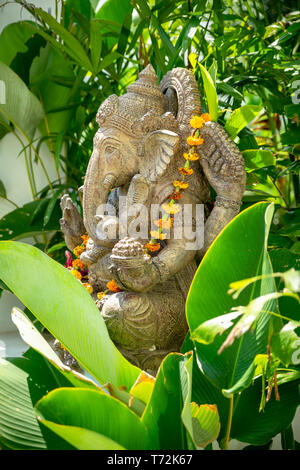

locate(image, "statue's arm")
[[200, 200, 241, 256], [60, 194, 86, 251], [198, 121, 246, 255]]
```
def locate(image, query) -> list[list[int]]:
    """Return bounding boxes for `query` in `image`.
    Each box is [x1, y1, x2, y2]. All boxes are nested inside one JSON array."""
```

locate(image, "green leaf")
[[242, 149, 276, 170], [217, 82, 244, 101], [9, 349, 71, 407], [217, 292, 286, 355], [35, 8, 92, 71], [98, 51, 122, 72], [96, 0, 133, 49], [186, 202, 276, 390], [199, 62, 218, 121], [38, 421, 125, 450], [29, 44, 76, 136], [230, 378, 300, 445], [0, 180, 7, 198], [191, 311, 242, 346], [181, 356, 220, 449], [271, 321, 300, 367], [225, 105, 262, 139], [0, 61, 44, 137], [35, 388, 149, 450], [142, 353, 188, 450], [0, 22, 35, 65], [46, 241, 66, 254], [190, 402, 220, 448], [129, 371, 155, 405], [0, 241, 140, 389], [187, 354, 299, 445], [43, 189, 64, 227], [208, 60, 218, 86], [64, 0, 92, 27], [0, 358, 46, 450], [90, 19, 102, 75], [11, 307, 100, 391], [222, 354, 270, 398], [281, 425, 295, 450], [0, 200, 60, 240]]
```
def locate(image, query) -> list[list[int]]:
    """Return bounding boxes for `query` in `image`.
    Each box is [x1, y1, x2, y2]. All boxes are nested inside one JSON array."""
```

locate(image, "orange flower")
[[184, 152, 199, 161], [150, 230, 168, 240], [81, 234, 90, 246], [154, 218, 173, 229], [145, 242, 161, 252], [178, 167, 193, 176], [173, 180, 189, 190], [162, 203, 181, 214], [70, 269, 82, 280], [169, 191, 182, 200], [72, 259, 86, 271], [190, 116, 205, 129], [82, 283, 93, 294], [201, 113, 211, 122], [73, 245, 85, 258], [107, 279, 121, 293], [187, 136, 204, 146]]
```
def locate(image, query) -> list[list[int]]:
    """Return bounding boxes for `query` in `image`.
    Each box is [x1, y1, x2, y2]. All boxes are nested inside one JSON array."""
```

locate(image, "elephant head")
[[83, 65, 209, 247]]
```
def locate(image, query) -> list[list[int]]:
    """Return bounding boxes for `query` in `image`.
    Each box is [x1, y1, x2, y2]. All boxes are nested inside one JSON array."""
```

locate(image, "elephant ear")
[[140, 130, 179, 183]]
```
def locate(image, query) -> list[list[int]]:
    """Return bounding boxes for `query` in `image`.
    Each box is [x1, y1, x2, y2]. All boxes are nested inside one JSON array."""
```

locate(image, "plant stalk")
[[223, 395, 234, 450]]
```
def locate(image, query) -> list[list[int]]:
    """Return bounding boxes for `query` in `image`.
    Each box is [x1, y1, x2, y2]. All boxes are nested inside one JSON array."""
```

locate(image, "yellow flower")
[[70, 269, 82, 280], [82, 283, 93, 294], [187, 136, 204, 146], [173, 180, 189, 190], [162, 203, 180, 214], [150, 230, 168, 240], [190, 115, 205, 129], [73, 245, 85, 258], [183, 152, 199, 161], [97, 292, 105, 300]]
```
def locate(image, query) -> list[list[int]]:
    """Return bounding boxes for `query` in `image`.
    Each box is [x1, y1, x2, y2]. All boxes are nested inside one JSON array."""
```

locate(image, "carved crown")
[[96, 64, 202, 155]]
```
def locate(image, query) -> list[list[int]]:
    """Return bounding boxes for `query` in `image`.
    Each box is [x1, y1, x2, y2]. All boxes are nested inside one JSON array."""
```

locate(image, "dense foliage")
[[0, 0, 299, 450]]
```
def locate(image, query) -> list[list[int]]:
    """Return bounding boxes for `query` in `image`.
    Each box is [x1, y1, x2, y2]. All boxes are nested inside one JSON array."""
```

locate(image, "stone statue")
[[60, 65, 246, 373]]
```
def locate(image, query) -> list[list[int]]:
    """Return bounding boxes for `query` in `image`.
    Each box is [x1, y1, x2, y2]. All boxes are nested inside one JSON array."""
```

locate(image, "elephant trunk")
[[83, 151, 117, 247]]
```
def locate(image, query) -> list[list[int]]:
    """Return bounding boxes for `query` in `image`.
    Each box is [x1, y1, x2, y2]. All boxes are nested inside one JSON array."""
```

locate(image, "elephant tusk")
[[103, 173, 117, 189]]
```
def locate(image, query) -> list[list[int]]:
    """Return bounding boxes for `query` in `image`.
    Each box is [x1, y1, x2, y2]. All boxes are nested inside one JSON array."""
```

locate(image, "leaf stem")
[[223, 395, 234, 450]]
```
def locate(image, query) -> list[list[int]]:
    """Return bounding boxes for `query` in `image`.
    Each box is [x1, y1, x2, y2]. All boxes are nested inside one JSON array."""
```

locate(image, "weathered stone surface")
[[60, 65, 246, 374]]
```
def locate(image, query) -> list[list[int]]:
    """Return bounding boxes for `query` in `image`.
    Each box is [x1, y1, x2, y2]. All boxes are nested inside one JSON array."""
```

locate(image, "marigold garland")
[[154, 218, 173, 229], [72, 259, 86, 271], [178, 167, 193, 176], [186, 136, 204, 146], [144, 113, 210, 254], [106, 279, 121, 293], [73, 245, 85, 258], [70, 269, 82, 280], [183, 152, 199, 161]]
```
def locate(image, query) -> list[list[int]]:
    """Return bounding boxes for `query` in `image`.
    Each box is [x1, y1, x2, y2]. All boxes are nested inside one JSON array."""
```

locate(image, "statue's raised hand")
[[198, 122, 246, 202], [60, 194, 85, 251]]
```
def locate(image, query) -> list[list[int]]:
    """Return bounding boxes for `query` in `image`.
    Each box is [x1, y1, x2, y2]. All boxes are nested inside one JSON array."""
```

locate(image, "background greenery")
[[0, 0, 299, 267], [0, 0, 299, 451]]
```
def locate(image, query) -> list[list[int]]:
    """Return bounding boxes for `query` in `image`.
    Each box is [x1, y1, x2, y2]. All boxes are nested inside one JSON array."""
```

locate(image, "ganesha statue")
[[60, 65, 246, 373]]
